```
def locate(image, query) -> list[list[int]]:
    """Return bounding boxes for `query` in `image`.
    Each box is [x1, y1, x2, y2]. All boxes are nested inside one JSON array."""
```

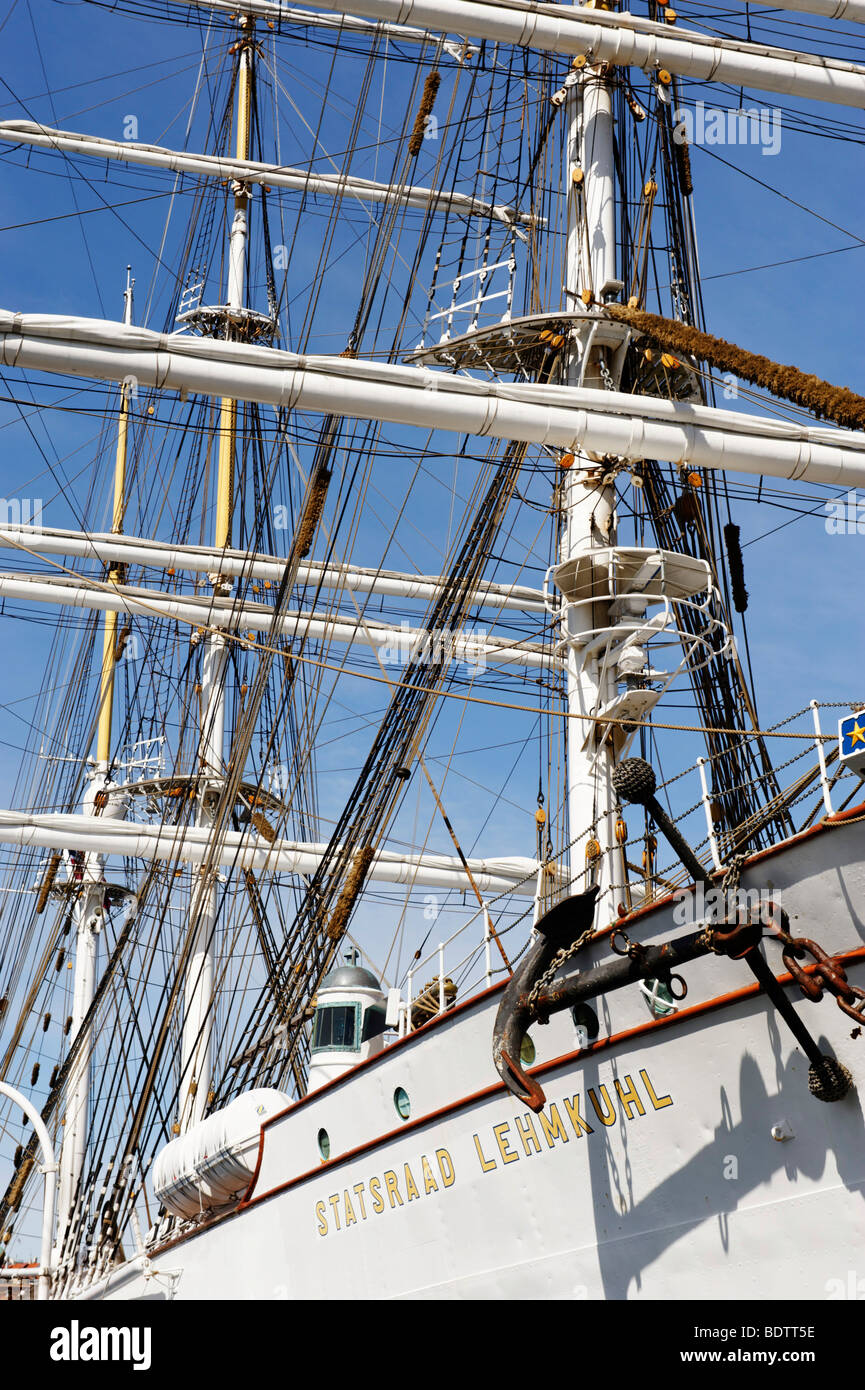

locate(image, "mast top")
[[123, 267, 134, 328]]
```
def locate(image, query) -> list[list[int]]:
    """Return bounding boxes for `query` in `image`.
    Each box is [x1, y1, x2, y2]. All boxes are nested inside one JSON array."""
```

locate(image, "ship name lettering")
[[316, 1148, 455, 1235], [312, 1071, 672, 1235], [472, 1069, 674, 1174]]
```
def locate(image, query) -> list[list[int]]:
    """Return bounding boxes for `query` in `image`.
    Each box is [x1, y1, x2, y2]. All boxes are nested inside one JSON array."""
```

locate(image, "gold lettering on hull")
[[316, 1147, 457, 1235], [314, 1069, 672, 1235]]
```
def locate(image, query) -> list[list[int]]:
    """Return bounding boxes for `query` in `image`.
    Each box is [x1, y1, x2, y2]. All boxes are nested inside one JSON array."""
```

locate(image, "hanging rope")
[[608, 304, 865, 430], [723, 523, 749, 614], [408, 70, 442, 157]]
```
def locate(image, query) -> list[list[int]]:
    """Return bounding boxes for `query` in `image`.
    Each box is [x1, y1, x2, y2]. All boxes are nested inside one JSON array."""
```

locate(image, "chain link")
[[779, 932, 865, 1025], [526, 924, 597, 1015], [598, 357, 615, 391], [696, 853, 749, 954]]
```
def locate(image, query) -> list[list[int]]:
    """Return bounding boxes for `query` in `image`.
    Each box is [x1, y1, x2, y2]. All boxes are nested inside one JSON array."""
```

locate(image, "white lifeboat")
[[152, 1087, 290, 1220]]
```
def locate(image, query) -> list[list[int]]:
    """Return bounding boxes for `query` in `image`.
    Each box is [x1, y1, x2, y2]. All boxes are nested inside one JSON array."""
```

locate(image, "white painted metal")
[[697, 756, 723, 871], [0, 122, 534, 228], [307, 973, 389, 1088], [183, 634, 229, 1130], [0, 524, 547, 612], [54, 775, 129, 1274], [0, 572, 555, 670], [0, 810, 541, 894], [562, 64, 619, 922], [2, 313, 865, 486], [810, 700, 834, 816], [181, 0, 475, 57], [183, 25, 250, 1132], [0, 1080, 57, 1301], [581, 69, 616, 303], [54, 886, 100, 1265], [177, 0, 865, 109]]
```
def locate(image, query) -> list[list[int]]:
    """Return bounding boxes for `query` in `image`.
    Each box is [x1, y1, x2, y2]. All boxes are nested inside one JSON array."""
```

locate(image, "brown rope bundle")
[[295, 468, 331, 558], [326, 845, 375, 940], [673, 133, 693, 197], [724, 522, 749, 613], [250, 811, 276, 844], [408, 71, 441, 157], [6, 1154, 34, 1212], [35, 851, 61, 914], [608, 304, 865, 431]]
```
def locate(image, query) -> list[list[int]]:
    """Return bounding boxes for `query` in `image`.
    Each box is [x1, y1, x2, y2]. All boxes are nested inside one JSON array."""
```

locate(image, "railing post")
[[483, 907, 492, 988], [438, 944, 445, 1014], [697, 757, 722, 871], [811, 701, 834, 816], [406, 969, 413, 1032]]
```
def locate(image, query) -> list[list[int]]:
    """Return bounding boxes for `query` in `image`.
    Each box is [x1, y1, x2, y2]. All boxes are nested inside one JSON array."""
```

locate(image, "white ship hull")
[[72, 808, 865, 1301]]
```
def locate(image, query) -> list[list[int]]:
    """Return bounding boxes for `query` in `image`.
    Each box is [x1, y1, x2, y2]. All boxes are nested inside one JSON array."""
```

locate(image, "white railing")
[[397, 899, 506, 1036], [390, 701, 855, 1031]]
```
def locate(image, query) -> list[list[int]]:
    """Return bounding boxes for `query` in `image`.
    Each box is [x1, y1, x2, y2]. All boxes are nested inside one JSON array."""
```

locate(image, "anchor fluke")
[[492, 887, 599, 1109]]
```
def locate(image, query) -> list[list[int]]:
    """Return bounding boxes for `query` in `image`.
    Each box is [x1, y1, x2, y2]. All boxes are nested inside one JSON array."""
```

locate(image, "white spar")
[[0, 525, 547, 613], [0, 572, 556, 669], [0, 811, 540, 895], [192, 0, 476, 57], [0, 122, 535, 229], [690, 0, 865, 24], [179, 0, 865, 109], [3, 312, 865, 488]]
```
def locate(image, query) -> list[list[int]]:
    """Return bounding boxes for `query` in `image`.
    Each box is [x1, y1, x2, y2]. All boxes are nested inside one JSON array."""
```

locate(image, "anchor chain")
[[598, 356, 615, 391], [698, 853, 865, 1028], [778, 933, 865, 1027], [525, 924, 597, 1019], [696, 852, 763, 959]]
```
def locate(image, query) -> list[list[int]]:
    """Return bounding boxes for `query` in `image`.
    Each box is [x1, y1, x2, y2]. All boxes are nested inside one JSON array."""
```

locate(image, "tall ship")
[[0, 0, 864, 1302]]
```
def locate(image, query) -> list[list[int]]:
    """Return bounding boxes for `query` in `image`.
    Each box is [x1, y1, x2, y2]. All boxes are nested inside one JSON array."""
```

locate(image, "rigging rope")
[[609, 303, 865, 432]]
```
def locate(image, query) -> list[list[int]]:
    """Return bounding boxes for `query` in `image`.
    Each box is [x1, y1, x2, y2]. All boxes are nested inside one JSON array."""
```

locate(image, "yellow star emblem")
[[849, 721, 865, 748]]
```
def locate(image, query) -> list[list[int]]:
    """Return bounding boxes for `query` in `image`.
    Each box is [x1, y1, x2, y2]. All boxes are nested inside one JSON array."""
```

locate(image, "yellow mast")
[[95, 268, 134, 769], [214, 14, 254, 553]]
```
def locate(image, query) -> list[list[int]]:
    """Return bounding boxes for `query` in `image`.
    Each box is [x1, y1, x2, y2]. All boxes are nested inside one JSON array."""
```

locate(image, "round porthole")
[[317, 1128, 330, 1160], [393, 1087, 411, 1121], [520, 1034, 536, 1067]]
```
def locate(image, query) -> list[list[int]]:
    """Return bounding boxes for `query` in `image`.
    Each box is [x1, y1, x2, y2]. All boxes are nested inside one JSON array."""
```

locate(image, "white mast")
[[180, 16, 255, 1132], [54, 270, 134, 1266], [561, 58, 620, 919]]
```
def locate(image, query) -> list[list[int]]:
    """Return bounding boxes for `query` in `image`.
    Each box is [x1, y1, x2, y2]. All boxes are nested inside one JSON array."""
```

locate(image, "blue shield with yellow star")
[[839, 712, 865, 776]]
